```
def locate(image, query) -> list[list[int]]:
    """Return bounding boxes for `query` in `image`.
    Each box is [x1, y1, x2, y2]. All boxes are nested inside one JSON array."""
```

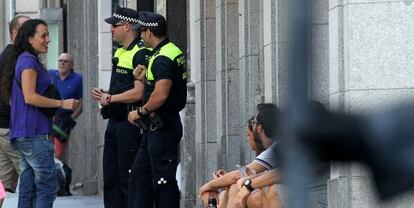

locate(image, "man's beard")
[[253, 129, 265, 154]]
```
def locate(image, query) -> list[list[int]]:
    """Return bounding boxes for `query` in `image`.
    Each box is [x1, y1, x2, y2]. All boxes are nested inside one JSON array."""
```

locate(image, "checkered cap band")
[[137, 19, 159, 27], [114, 13, 139, 23]]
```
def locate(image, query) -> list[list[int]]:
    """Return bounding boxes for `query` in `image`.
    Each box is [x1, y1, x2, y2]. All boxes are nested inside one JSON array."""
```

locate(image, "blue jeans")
[[12, 135, 56, 208]]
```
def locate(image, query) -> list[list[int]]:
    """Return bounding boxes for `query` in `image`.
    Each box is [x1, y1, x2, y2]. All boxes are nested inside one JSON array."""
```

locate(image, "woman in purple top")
[[0, 19, 79, 208]]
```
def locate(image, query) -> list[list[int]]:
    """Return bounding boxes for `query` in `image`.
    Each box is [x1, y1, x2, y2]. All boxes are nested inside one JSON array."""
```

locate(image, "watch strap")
[[243, 179, 254, 192]]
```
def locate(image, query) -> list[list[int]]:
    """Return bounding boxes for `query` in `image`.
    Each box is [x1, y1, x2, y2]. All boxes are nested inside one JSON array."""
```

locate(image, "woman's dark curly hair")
[[0, 19, 47, 104]]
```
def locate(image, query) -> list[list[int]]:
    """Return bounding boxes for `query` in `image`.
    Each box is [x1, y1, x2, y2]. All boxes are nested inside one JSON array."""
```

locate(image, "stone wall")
[[186, 0, 304, 207], [328, 1, 414, 207], [2, 0, 414, 206], [188, 1, 414, 207], [65, 0, 101, 195]]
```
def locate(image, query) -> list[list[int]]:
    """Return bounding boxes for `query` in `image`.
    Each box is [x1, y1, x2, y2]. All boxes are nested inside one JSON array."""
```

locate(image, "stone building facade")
[[1, 0, 414, 207], [185, 0, 414, 208]]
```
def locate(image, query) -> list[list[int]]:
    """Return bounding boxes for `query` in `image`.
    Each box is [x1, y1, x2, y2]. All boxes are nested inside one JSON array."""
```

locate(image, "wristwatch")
[[243, 179, 254, 192]]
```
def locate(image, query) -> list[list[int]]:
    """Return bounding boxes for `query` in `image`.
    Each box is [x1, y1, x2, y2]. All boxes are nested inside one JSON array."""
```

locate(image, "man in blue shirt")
[[48, 53, 83, 159]]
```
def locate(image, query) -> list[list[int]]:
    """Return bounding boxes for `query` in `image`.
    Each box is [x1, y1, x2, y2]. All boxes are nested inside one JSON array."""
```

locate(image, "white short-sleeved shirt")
[[254, 142, 279, 170]]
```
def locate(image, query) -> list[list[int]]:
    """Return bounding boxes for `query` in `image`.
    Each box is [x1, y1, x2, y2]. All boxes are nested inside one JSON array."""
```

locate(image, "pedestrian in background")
[[49, 52, 83, 160], [48, 52, 83, 196], [0, 19, 78, 208]]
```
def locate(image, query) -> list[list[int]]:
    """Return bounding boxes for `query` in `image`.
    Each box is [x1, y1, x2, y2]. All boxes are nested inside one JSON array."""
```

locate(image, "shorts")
[[0, 128, 20, 192]]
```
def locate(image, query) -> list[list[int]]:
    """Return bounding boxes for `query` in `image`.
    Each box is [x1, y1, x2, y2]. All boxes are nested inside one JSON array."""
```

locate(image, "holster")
[[101, 106, 110, 119], [135, 112, 164, 131], [136, 117, 151, 131], [148, 113, 164, 130]]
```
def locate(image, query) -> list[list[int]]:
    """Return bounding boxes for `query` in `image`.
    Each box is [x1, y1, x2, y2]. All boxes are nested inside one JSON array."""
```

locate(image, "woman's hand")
[[61, 99, 80, 111]]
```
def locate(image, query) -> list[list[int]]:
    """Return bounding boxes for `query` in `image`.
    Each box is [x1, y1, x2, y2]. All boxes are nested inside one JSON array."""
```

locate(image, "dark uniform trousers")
[[104, 118, 141, 208], [128, 113, 182, 208]]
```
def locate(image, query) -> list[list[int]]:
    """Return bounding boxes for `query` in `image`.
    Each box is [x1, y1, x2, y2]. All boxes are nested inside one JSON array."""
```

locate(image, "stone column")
[[181, 82, 196, 207], [238, 0, 265, 163], [155, 0, 166, 16], [310, 0, 329, 105], [189, 0, 219, 206], [65, 0, 101, 195], [328, 1, 414, 207], [273, 0, 291, 108], [215, 0, 241, 171], [262, 0, 276, 104]]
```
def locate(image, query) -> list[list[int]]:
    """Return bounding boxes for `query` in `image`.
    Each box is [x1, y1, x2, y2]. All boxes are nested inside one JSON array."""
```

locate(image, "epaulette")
[[138, 40, 145, 47]]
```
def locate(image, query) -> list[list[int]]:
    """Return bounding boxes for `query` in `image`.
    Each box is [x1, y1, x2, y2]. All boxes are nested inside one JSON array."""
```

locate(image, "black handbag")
[[38, 84, 61, 118], [16, 79, 61, 118]]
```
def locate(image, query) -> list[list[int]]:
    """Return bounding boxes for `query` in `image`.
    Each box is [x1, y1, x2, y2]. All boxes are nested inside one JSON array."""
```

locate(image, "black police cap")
[[104, 6, 139, 24], [132, 12, 166, 31]]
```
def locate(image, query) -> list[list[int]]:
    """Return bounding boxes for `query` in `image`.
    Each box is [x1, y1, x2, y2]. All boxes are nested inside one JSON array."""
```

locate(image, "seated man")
[[235, 149, 328, 208], [199, 103, 284, 208], [235, 100, 329, 208], [211, 116, 264, 207]]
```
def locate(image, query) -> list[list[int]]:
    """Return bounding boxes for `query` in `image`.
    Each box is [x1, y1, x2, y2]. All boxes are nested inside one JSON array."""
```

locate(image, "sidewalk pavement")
[[2, 193, 104, 208]]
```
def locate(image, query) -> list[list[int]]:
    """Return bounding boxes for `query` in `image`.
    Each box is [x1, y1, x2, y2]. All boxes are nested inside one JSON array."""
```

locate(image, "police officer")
[[90, 7, 152, 208], [127, 12, 187, 208]]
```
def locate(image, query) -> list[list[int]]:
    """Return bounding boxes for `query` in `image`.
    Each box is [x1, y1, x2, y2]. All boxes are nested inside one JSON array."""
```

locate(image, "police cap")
[[104, 6, 139, 24], [132, 12, 166, 31]]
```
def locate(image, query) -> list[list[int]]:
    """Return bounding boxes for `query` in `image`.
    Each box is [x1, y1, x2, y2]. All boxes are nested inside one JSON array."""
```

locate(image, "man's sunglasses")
[[112, 23, 127, 28], [247, 117, 257, 130]]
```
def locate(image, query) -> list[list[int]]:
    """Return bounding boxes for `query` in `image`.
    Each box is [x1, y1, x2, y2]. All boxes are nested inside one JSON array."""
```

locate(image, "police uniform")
[[128, 12, 187, 208], [103, 7, 152, 208]]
